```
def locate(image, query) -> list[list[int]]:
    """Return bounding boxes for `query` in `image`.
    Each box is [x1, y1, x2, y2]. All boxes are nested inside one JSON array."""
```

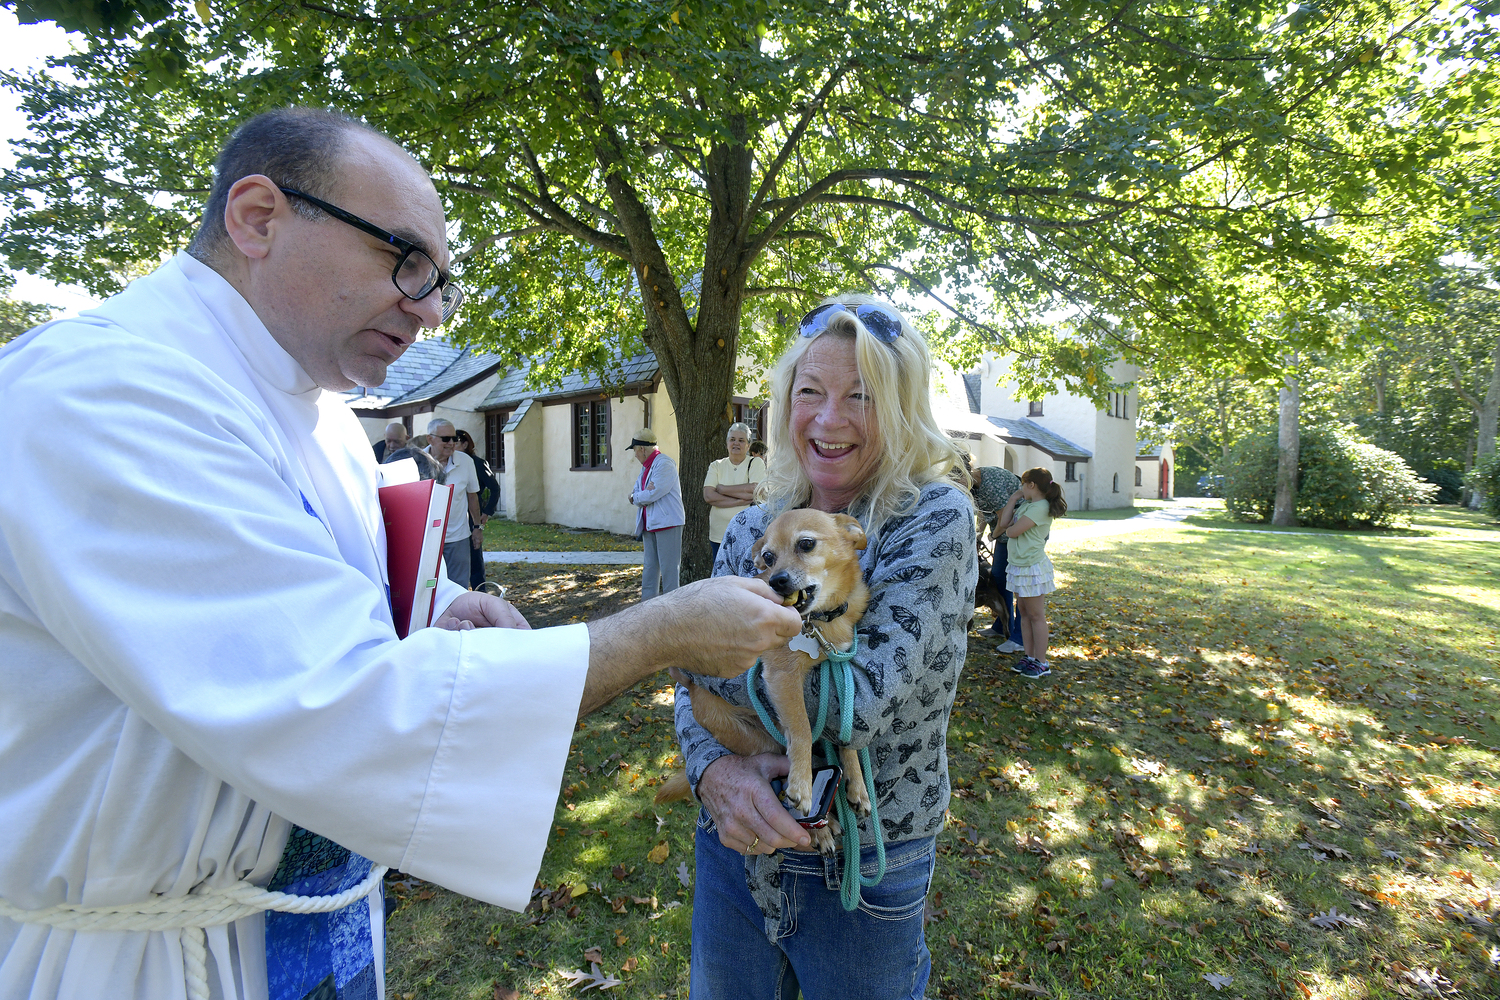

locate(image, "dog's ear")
[[833, 513, 867, 551], [751, 535, 768, 570]]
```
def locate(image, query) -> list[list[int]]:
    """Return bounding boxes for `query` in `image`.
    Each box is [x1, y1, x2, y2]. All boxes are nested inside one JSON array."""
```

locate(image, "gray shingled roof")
[[986, 416, 1092, 460], [962, 372, 981, 414], [479, 350, 659, 410], [343, 337, 507, 414], [1137, 439, 1164, 458]]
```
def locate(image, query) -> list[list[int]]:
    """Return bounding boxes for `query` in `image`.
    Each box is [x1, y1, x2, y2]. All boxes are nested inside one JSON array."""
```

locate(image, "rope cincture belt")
[[746, 632, 887, 912], [0, 864, 388, 1000]]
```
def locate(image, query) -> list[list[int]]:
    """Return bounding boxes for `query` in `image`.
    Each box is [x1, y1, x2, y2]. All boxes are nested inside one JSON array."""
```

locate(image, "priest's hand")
[[434, 591, 531, 631], [578, 576, 801, 717]]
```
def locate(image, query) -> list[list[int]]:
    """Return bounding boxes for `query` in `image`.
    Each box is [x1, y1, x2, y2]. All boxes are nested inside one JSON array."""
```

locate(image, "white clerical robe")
[[0, 253, 589, 999]]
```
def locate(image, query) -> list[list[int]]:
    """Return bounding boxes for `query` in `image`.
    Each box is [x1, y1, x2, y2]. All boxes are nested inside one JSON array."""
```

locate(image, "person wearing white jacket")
[[0, 107, 804, 1000], [628, 429, 685, 599]]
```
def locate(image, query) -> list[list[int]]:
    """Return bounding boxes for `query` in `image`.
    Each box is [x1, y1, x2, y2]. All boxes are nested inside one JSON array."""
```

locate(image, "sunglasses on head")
[[798, 302, 905, 344]]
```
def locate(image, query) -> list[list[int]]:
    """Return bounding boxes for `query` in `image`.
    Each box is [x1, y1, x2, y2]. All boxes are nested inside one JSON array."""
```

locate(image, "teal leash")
[[745, 633, 886, 911]]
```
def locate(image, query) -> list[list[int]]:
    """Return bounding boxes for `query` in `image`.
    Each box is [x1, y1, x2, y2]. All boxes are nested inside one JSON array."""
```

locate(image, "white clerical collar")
[[174, 251, 319, 397]]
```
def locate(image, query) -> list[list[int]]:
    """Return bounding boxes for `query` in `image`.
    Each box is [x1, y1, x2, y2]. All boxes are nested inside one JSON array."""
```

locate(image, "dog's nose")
[[768, 571, 796, 596]]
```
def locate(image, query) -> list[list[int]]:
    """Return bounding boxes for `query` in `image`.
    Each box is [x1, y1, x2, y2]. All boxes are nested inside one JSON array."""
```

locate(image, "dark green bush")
[[1219, 426, 1437, 528], [1468, 452, 1500, 519], [1420, 468, 1465, 505], [1220, 432, 1277, 522]]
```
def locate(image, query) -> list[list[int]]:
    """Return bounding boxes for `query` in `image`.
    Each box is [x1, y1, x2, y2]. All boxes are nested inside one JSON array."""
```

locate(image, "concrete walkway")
[[483, 550, 645, 565], [483, 506, 1206, 564]]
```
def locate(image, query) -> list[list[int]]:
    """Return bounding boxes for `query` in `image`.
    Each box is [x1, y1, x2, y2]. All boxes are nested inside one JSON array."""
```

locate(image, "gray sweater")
[[674, 480, 978, 847]]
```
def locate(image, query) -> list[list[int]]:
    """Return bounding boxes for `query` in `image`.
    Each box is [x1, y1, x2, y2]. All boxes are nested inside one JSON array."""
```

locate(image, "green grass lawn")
[[389, 508, 1500, 1000], [1066, 498, 1181, 521], [1179, 503, 1500, 539], [480, 517, 641, 552]]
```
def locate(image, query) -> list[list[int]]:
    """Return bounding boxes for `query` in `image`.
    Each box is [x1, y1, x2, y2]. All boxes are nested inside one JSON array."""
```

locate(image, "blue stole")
[[264, 827, 380, 1000]]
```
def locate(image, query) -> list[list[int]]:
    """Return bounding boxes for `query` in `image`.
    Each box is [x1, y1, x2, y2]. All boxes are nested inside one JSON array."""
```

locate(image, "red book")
[[379, 479, 454, 638]]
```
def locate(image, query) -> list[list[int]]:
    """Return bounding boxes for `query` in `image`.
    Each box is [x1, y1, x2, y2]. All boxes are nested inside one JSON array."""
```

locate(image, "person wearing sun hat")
[[628, 428, 685, 599]]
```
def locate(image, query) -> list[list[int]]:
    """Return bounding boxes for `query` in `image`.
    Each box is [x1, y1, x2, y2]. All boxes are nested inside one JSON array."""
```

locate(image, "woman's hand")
[[697, 753, 812, 855]]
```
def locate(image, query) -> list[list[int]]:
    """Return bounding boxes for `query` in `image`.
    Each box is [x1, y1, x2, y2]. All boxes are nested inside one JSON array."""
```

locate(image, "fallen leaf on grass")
[[492, 982, 519, 1000], [1399, 967, 1458, 995], [1437, 903, 1495, 931], [610, 897, 627, 914], [559, 962, 623, 992], [647, 900, 682, 920], [1014, 832, 1054, 859], [676, 861, 692, 887], [611, 864, 628, 881], [1310, 907, 1365, 930], [583, 947, 604, 964], [996, 980, 1049, 996], [647, 841, 669, 864], [621, 957, 638, 973], [1203, 972, 1233, 990]]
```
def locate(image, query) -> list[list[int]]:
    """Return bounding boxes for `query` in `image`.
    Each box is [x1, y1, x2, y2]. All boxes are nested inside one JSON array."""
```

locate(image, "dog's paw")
[[843, 777, 872, 818], [784, 775, 815, 817], [811, 824, 840, 856]]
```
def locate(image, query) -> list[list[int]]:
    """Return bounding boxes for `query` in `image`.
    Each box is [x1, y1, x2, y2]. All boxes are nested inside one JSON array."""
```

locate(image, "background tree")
[[0, 272, 55, 345], [3, 0, 1493, 573]]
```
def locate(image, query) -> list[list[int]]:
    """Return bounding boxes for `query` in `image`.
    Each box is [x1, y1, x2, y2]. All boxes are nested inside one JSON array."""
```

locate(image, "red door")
[[1159, 460, 1170, 499]]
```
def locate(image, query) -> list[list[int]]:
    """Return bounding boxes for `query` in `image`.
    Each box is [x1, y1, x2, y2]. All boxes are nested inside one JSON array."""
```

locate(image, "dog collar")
[[806, 602, 849, 624]]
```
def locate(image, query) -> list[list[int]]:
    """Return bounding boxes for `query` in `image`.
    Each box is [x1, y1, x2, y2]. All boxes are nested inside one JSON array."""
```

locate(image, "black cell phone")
[[770, 765, 842, 829]]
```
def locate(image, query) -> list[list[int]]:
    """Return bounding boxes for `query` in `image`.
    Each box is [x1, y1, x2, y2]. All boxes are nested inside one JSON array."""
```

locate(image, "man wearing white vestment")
[[0, 107, 805, 1000]]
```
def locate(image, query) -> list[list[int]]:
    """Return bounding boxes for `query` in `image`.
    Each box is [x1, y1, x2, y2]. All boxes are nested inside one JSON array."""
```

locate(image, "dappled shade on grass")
[[388, 509, 1500, 999]]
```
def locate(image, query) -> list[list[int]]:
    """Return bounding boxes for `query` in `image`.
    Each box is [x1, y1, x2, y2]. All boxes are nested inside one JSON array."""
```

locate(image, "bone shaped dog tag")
[[788, 632, 822, 657]]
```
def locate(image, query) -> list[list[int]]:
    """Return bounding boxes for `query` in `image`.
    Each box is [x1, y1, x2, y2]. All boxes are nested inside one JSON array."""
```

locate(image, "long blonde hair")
[[758, 294, 970, 536]]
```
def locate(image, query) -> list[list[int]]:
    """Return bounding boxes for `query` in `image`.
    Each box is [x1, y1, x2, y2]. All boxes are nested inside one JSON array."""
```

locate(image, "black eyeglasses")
[[279, 187, 464, 323], [799, 302, 905, 344], [436, 435, 460, 443]]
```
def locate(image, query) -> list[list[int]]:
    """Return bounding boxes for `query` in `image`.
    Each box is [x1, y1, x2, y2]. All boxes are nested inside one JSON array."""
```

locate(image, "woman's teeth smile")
[[812, 440, 852, 457]]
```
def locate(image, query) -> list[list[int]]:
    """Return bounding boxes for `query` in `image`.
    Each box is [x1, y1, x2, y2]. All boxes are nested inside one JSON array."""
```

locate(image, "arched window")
[[1112, 473, 1120, 493], [1135, 467, 1143, 487]]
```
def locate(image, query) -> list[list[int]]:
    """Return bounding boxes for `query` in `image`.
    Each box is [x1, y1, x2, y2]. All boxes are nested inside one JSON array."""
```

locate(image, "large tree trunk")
[[618, 129, 753, 583], [1271, 370, 1299, 526], [1471, 337, 1500, 510]]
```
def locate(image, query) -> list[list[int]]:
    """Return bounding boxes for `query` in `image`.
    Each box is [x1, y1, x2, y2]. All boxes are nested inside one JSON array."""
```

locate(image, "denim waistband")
[[774, 835, 935, 881]]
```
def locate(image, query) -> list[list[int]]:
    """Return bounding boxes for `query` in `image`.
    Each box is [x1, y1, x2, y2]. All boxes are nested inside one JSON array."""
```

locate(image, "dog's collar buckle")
[[806, 602, 849, 624]]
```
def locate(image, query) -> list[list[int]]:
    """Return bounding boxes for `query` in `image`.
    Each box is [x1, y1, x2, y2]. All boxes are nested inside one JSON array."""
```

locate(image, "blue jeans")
[[991, 542, 1023, 645], [690, 810, 935, 1000]]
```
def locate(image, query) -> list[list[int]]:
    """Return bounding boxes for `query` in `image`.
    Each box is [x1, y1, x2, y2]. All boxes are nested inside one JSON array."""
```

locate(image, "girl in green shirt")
[[996, 467, 1068, 678]]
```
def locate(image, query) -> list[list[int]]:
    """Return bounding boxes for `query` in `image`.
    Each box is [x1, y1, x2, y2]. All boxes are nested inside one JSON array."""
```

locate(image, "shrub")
[[1420, 468, 1465, 505], [1220, 432, 1277, 522], [1469, 452, 1500, 519], [1219, 426, 1437, 528]]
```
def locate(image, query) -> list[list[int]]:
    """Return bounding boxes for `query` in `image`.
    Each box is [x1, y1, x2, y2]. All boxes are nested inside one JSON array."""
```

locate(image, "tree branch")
[[744, 64, 852, 241]]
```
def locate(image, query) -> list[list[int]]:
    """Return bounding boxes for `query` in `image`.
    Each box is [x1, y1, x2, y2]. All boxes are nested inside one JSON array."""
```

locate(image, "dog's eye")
[[797, 537, 816, 553], [761, 551, 777, 568]]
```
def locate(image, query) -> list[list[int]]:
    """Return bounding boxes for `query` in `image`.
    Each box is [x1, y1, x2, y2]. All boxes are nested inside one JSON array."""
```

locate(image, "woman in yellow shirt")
[[995, 467, 1068, 678]]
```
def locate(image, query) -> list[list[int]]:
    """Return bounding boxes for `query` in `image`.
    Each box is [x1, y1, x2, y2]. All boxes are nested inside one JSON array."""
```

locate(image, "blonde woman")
[[671, 296, 977, 1000]]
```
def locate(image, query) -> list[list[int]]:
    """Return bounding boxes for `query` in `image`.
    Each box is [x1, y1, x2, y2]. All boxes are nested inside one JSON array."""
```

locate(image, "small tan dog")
[[656, 508, 871, 853]]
